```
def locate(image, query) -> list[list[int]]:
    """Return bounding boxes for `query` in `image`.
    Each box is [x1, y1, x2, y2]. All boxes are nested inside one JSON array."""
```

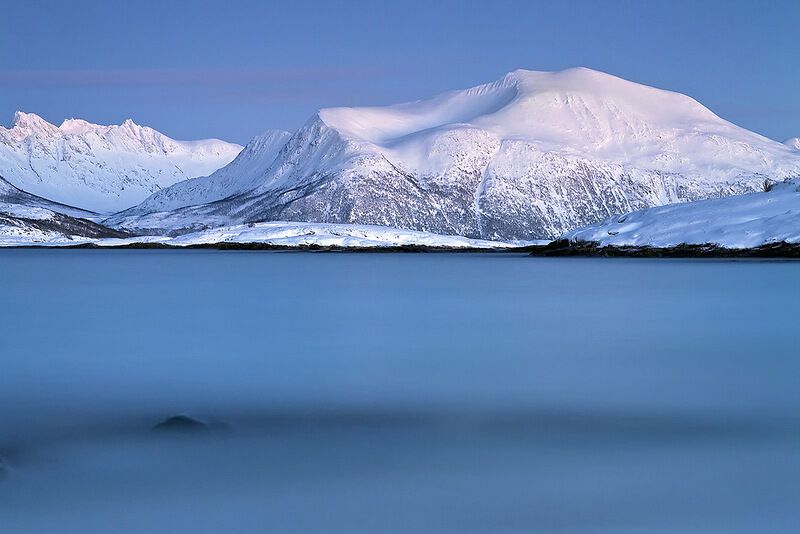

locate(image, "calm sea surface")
[[1, 250, 798, 533]]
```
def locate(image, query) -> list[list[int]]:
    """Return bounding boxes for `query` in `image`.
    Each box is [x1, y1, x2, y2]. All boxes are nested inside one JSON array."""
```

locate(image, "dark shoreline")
[[3, 242, 516, 253], [527, 240, 800, 258], [2, 239, 799, 258]]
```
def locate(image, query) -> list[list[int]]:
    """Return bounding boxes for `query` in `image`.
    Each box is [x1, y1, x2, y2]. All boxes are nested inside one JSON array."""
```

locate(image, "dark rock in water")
[[152, 415, 209, 434]]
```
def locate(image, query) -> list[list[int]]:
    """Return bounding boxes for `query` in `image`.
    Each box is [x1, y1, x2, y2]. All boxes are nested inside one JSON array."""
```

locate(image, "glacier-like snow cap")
[[318, 67, 723, 145], [317, 67, 797, 176]]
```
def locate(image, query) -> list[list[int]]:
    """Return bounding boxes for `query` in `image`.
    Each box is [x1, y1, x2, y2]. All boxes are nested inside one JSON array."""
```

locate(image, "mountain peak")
[[9, 113, 149, 137], [785, 137, 800, 150], [9, 111, 57, 133], [500, 67, 699, 107], [121, 118, 140, 129], [318, 67, 730, 155], [505, 66, 604, 80], [59, 118, 99, 135]]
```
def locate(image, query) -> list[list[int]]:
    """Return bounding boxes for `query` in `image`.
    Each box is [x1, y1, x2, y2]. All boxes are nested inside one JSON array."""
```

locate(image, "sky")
[[1, 0, 798, 144]]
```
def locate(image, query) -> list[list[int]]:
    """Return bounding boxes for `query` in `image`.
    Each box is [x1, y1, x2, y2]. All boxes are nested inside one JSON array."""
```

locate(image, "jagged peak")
[[8, 111, 58, 132], [7, 112, 159, 139], [121, 118, 143, 130]]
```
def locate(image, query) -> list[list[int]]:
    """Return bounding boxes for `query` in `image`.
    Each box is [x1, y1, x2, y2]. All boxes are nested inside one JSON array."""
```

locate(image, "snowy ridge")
[[0, 175, 129, 245], [0, 201, 55, 222], [0, 174, 96, 219], [0, 112, 241, 213], [785, 138, 800, 150], [113, 130, 290, 215], [564, 179, 800, 249], [112, 68, 800, 240]]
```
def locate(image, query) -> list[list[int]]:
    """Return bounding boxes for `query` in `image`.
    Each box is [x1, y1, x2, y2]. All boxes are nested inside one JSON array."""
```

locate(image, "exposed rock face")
[[151, 415, 209, 434]]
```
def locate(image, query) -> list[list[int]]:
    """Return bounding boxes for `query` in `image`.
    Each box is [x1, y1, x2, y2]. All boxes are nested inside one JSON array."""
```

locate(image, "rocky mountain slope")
[[0, 112, 241, 213]]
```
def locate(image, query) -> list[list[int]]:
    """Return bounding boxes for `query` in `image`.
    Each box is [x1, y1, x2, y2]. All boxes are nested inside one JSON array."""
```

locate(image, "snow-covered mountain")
[[785, 137, 800, 150], [0, 112, 241, 213], [112, 129, 290, 216], [564, 178, 800, 249], [109, 68, 800, 240]]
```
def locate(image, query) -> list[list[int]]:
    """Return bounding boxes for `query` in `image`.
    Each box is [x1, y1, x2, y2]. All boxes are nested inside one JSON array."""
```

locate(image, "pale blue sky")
[[1, 0, 797, 144]]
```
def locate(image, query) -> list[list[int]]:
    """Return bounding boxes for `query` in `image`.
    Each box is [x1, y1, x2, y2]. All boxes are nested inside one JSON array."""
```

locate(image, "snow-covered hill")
[[109, 68, 800, 240], [0, 112, 241, 213], [786, 138, 800, 150], [112, 129, 290, 216], [0, 174, 96, 219], [564, 178, 800, 248], [0, 175, 128, 245]]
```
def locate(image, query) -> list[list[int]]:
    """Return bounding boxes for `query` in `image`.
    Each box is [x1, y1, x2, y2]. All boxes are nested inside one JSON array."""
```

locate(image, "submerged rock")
[[152, 415, 209, 434], [0, 456, 9, 480]]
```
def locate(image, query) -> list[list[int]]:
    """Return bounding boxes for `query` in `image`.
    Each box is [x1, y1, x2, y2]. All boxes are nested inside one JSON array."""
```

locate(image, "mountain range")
[[0, 112, 241, 213], [1, 67, 799, 247]]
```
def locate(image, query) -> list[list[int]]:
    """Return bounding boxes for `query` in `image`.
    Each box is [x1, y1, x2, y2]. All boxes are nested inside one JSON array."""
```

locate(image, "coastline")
[[3, 239, 800, 258]]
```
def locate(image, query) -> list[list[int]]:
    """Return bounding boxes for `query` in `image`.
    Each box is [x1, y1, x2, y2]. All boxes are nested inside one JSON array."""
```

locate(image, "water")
[[1, 250, 798, 533]]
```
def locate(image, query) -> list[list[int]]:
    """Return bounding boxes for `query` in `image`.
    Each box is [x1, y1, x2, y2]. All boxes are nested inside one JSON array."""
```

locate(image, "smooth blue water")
[[1, 250, 798, 533]]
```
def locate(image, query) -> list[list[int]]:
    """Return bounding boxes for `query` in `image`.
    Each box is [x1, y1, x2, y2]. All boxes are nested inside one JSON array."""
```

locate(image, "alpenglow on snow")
[[0, 112, 242, 213], [108, 68, 800, 240]]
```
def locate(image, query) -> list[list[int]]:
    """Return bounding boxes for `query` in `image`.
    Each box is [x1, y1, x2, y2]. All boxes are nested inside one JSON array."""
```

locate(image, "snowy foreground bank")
[[565, 180, 800, 249], [0, 216, 536, 249]]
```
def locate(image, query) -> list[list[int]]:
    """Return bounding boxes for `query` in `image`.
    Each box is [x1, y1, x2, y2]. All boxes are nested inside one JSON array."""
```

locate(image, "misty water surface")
[[1, 250, 798, 533]]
